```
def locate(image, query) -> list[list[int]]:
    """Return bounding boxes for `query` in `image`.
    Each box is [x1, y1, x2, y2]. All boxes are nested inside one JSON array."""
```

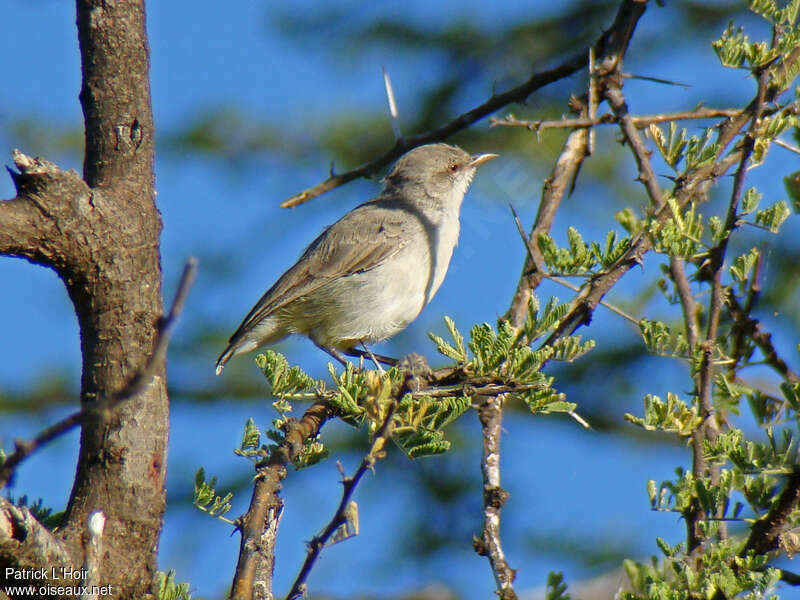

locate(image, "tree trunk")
[[0, 1, 166, 597]]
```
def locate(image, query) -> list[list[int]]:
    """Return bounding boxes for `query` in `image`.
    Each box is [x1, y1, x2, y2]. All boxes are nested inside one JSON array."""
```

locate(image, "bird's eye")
[[449, 163, 459, 172]]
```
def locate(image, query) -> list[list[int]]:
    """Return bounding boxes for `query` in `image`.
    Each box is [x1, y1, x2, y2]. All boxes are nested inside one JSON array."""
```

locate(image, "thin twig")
[[669, 258, 700, 350], [774, 138, 800, 155], [490, 107, 741, 132], [620, 71, 691, 87], [604, 79, 665, 210], [588, 46, 597, 155], [727, 294, 800, 383], [506, 123, 590, 328], [473, 395, 517, 600], [285, 400, 398, 600], [280, 0, 648, 208], [0, 258, 198, 488]]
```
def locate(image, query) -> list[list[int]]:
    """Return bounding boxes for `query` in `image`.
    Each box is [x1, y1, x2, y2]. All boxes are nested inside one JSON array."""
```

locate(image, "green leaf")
[[428, 316, 467, 363], [239, 418, 260, 453], [780, 381, 800, 412], [649, 122, 688, 168], [625, 392, 701, 436], [156, 570, 192, 600], [192, 468, 234, 522], [257, 350, 317, 397], [393, 395, 470, 458], [708, 216, 725, 243], [549, 335, 595, 362], [785, 171, 800, 213], [639, 319, 690, 358], [545, 572, 571, 600], [741, 187, 762, 214], [615, 207, 643, 234], [684, 129, 720, 171], [754, 200, 790, 233], [729, 247, 759, 284]]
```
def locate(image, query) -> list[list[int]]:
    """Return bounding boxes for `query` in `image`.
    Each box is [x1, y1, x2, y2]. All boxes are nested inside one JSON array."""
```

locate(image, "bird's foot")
[[397, 352, 433, 393]]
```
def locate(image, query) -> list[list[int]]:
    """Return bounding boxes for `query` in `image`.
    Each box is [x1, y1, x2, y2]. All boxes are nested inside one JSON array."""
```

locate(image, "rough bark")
[[0, 1, 166, 598]]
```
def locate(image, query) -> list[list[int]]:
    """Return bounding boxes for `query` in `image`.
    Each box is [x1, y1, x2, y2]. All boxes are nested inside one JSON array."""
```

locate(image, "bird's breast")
[[424, 209, 460, 304]]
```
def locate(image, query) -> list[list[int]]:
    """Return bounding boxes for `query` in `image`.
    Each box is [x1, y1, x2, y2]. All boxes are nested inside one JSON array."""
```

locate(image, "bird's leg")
[[315, 343, 349, 366], [358, 341, 386, 373], [344, 346, 398, 367]]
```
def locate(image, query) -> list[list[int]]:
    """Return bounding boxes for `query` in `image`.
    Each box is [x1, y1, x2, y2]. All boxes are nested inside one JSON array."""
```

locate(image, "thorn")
[[382, 66, 403, 141]]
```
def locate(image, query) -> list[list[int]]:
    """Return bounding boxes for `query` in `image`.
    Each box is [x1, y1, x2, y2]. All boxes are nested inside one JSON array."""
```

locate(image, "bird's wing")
[[228, 199, 416, 343]]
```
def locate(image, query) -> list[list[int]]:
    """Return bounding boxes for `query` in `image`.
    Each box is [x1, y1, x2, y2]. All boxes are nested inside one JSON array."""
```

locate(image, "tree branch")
[[280, 0, 649, 208], [0, 499, 74, 584], [726, 294, 800, 383], [687, 66, 771, 551], [604, 80, 665, 210], [742, 472, 800, 556], [0, 258, 198, 488], [538, 52, 788, 348], [229, 401, 333, 600], [669, 258, 700, 350], [506, 123, 590, 329], [0, 151, 92, 265], [473, 395, 517, 600], [77, 0, 155, 190], [490, 107, 741, 132]]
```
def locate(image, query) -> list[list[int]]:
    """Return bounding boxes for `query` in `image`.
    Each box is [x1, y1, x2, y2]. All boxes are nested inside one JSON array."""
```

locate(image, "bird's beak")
[[469, 153, 499, 168]]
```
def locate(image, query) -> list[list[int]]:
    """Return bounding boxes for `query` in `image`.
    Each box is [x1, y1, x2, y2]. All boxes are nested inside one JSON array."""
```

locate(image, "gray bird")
[[215, 143, 497, 375]]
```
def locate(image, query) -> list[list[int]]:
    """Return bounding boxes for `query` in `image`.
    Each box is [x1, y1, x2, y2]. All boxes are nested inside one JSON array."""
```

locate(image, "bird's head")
[[383, 143, 497, 211]]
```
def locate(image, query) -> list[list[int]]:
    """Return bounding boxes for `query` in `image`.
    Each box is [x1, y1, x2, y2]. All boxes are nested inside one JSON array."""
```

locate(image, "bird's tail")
[[215, 344, 236, 376]]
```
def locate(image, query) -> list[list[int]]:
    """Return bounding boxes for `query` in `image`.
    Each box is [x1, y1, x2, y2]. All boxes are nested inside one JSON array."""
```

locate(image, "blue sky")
[[2, 1, 800, 599]]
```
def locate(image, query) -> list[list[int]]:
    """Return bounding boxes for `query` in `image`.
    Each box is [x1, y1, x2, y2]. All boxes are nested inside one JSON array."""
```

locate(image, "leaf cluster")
[[536, 228, 631, 275], [192, 468, 234, 524], [432, 296, 594, 417], [623, 540, 780, 600], [625, 393, 701, 437], [648, 123, 720, 174], [156, 570, 192, 600]]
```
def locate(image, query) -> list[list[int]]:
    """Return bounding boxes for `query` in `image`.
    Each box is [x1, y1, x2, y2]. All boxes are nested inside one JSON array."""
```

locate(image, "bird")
[[215, 143, 497, 375]]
